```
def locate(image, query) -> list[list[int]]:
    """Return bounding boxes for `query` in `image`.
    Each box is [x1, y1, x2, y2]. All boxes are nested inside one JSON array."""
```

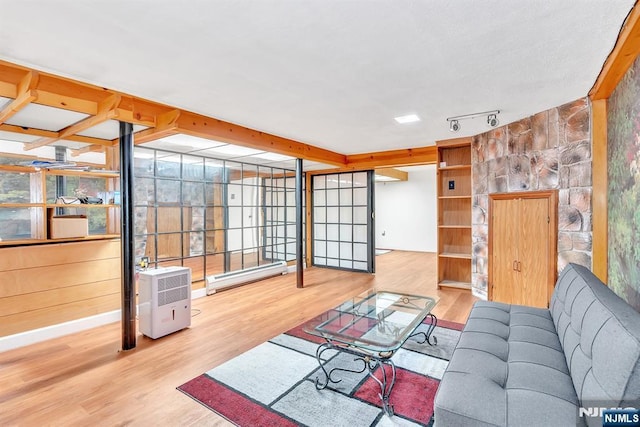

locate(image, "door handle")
[[513, 260, 517, 271], [518, 261, 522, 272]]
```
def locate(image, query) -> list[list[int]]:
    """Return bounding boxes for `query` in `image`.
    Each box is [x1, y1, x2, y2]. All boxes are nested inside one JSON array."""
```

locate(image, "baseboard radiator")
[[206, 261, 288, 295]]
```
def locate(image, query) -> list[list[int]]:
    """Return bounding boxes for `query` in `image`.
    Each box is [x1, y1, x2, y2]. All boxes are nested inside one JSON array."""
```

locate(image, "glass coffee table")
[[302, 290, 438, 416]]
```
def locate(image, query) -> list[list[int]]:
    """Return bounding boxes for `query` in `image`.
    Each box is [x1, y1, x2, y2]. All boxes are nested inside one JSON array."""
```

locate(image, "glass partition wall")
[[312, 171, 375, 273], [133, 147, 302, 283]]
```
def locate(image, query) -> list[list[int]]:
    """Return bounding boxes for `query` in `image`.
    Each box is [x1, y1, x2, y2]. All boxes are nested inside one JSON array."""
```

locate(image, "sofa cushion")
[[550, 263, 640, 410], [435, 263, 640, 427], [435, 301, 579, 426]]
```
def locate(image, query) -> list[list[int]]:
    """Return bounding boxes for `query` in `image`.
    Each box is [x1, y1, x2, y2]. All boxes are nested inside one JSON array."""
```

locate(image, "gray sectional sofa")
[[434, 263, 640, 427]]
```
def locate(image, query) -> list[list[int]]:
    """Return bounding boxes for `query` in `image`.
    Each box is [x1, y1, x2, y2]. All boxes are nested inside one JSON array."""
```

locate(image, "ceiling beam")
[[345, 146, 437, 169], [375, 168, 408, 181], [0, 123, 113, 146], [176, 111, 347, 166], [132, 109, 180, 144], [0, 60, 346, 165], [23, 94, 121, 151], [590, 4, 640, 100], [70, 144, 105, 157], [0, 71, 39, 124]]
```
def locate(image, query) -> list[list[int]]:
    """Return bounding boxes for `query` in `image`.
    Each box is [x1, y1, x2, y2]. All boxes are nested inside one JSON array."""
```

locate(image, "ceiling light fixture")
[[446, 109, 501, 132], [394, 114, 421, 124]]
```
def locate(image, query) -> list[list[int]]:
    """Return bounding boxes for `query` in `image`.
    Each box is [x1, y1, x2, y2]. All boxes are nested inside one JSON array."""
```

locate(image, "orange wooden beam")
[[590, 4, 640, 100]]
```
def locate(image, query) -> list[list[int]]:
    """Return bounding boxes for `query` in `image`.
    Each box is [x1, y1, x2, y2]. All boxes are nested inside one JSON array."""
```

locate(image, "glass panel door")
[[312, 171, 374, 273]]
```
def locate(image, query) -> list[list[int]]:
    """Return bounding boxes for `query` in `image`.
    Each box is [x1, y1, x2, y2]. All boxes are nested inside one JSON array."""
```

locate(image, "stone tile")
[[472, 134, 485, 163], [476, 255, 488, 276], [473, 224, 488, 241], [565, 107, 590, 145], [473, 241, 488, 259], [560, 140, 591, 165], [472, 204, 487, 225], [548, 108, 560, 148], [557, 98, 588, 122], [568, 162, 592, 187], [473, 161, 488, 194], [569, 187, 592, 213], [559, 205, 583, 231], [559, 188, 570, 206], [582, 212, 592, 232], [508, 155, 532, 191], [489, 175, 508, 193], [532, 111, 549, 150], [558, 250, 591, 271], [474, 194, 489, 212], [572, 232, 593, 251], [558, 232, 573, 251]]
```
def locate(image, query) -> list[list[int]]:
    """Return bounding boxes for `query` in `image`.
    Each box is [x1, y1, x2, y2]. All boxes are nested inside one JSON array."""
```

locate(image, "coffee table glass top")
[[302, 290, 438, 353]]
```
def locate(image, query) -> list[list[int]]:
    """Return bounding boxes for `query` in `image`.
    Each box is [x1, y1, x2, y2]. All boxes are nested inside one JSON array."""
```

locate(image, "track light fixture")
[[446, 109, 501, 132]]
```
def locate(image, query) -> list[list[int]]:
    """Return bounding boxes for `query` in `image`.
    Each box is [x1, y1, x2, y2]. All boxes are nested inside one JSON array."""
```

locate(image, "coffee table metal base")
[[313, 313, 438, 416]]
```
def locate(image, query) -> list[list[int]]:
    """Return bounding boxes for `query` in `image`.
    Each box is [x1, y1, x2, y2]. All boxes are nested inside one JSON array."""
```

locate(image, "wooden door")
[[519, 198, 550, 307], [489, 190, 558, 308], [491, 198, 520, 304]]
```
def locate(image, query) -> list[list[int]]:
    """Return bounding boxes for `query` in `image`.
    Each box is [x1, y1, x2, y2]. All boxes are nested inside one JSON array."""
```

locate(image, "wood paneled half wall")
[[0, 239, 121, 337]]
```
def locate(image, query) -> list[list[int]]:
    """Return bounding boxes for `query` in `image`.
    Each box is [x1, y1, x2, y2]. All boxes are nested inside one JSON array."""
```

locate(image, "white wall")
[[375, 165, 437, 252]]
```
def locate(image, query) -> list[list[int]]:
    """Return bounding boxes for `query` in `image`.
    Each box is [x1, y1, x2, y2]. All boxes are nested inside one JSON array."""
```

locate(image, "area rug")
[[178, 317, 463, 427]]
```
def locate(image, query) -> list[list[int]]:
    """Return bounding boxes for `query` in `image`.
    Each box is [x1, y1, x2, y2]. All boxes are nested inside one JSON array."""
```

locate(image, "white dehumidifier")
[[138, 266, 191, 339]]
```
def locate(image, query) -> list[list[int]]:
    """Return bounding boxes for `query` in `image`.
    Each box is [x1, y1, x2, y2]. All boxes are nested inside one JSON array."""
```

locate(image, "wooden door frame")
[[488, 190, 558, 304]]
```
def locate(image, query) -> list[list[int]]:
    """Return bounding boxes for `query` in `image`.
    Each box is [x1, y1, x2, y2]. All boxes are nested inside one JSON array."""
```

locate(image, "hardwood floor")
[[0, 251, 477, 426]]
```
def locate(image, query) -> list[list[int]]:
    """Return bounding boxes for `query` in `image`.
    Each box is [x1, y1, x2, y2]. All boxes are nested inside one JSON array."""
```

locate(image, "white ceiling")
[[0, 1, 634, 155]]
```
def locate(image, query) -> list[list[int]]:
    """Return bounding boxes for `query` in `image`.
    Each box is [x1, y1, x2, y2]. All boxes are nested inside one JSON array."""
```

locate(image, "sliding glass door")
[[312, 171, 375, 273]]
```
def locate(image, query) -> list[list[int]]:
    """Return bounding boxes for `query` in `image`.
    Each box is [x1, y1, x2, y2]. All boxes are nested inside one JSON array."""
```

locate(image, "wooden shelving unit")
[[0, 166, 120, 246], [436, 137, 472, 290]]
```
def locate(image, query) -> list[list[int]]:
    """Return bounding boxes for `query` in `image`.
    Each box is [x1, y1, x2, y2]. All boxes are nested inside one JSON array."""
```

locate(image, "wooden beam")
[[70, 145, 105, 157], [115, 96, 163, 127], [590, 4, 640, 100], [176, 111, 347, 166], [132, 109, 180, 144], [345, 146, 437, 169], [375, 168, 408, 181], [0, 123, 114, 146], [0, 71, 39, 124], [24, 94, 121, 151], [591, 99, 608, 282]]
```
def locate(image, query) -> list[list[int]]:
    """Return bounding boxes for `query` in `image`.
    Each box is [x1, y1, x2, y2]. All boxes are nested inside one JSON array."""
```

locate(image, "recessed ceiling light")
[[394, 114, 420, 124]]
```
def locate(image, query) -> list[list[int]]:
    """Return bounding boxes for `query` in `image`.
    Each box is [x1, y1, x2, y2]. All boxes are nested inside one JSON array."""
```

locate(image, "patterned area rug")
[[178, 318, 463, 427]]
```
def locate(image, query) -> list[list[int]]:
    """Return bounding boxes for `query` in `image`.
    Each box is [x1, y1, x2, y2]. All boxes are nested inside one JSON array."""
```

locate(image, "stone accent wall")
[[471, 97, 592, 298]]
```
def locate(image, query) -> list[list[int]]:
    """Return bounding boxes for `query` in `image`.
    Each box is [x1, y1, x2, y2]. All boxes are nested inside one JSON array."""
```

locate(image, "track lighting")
[[446, 110, 500, 131]]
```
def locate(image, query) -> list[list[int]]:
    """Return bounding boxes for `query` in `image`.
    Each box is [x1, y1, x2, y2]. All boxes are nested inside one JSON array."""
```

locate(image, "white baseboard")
[[286, 263, 306, 274], [0, 286, 209, 353]]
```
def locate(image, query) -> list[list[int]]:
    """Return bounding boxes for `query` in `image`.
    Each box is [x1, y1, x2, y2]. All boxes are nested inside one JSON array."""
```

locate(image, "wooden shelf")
[[0, 234, 120, 247], [438, 280, 472, 290], [439, 195, 471, 200], [439, 252, 472, 259], [439, 164, 471, 171], [0, 203, 45, 208], [0, 166, 120, 244], [46, 204, 120, 208], [44, 169, 119, 178], [436, 138, 472, 289]]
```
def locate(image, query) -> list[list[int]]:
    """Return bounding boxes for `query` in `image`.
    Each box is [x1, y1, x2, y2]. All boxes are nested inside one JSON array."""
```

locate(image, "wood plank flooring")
[[0, 251, 477, 426]]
